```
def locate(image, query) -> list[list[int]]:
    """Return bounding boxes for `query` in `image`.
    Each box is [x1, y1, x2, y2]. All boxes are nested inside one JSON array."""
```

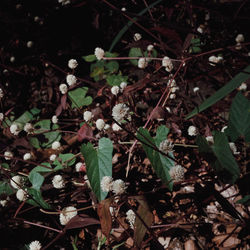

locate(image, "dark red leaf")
[[55, 104, 63, 117], [77, 123, 93, 142], [61, 94, 67, 110]]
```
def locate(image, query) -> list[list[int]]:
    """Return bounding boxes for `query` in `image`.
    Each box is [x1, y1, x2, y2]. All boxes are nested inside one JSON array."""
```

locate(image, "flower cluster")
[[52, 175, 65, 189], [68, 59, 78, 69], [59, 206, 77, 225], [162, 56, 173, 72], [100, 176, 126, 195], [95, 47, 105, 60], [169, 165, 185, 182], [112, 103, 130, 122], [16, 189, 28, 201], [159, 139, 174, 154], [29, 240, 42, 250], [126, 209, 136, 229], [208, 55, 223, 66], [10, 175, 24, 189], [188, 125, 198, 136], [83, 110, 93, 122]]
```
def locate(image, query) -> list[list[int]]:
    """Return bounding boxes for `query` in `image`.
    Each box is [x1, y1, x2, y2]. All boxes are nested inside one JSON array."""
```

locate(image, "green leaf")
[[137, 126, 174, 191], [14, 108, 41, 126], [106, 74, 128, 86], [0, 181, 15, 195], [68, 87, 93, 108], [105, 61, 119, 73], [53, 153, 76, 171], [104, 52, 119, 58], [195, 135, 213, 154], [227, 92, 250, 142], [26, 188, 51, 209], [81, 138, 113, 201], [128, 47, 144, 66], [211, 131, 240, 183], [29, 137, 40, 148], [236, 195, 250, 206], [82, 54, 96, 62], [186, 65, 250, 119]]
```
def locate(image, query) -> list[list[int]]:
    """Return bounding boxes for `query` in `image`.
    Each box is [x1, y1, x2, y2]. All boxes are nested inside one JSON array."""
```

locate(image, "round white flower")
[[0, 88, 4, 99], [58, 0, 71, 5], [169, 165, 185, 182], [208, 55, 218, 66], [52, 141, 61, 150], [10, 123, 21, 135], [138, 58, 148, 69], [134, 33, 142, 41], [10, 56, 15, 63], [229, 142, 240, 155], [24, 123, 34, 134], [111, 86, 120, 96], [95, 47, 105, 60], [59, 206, 77, 225], [75, 162, 83, 172], [0, 113, 3, 121], [101, 176, 113, 192], [171, 86, 179, 93], [83, 111, 93, 122], [239, 82, 247, 91], [162, 56, 173, 72], [52, 115, 58, 124], [193, 87, 199, 93], [0, 198, 8, 207], [4, 151, 13, 160], [235, 34, 244, 43], [10, 175, 23, 189], [59, 83, 68, 94], [120, 82, 127, 90], [206, 136, 214, 144], [197, 26, 203, 34], [66, 74, 77, 86], [68, 59, 78, 69], [112, 179, 126, 195], [188, 125, 198, 136], [96, 119, 105, 130], [159, 139, 174, 154], [166, 107, 171, 113], [16, 189, 28, 201], [112, 103, 130, 122], [23, 153, 32, 161], [52, 175, 65, 189], [27, 41, 33, 48], [169, 93, 176, 99], [121, 7, 126, 11], [112, 123, 122, 131], [147, 44, 154, 51], [29, 240, 42, 250], [34, 16, 40, 22], [49, 154, 57, 161], [126, 209, 136, 229], [104, 124, 110, 130]]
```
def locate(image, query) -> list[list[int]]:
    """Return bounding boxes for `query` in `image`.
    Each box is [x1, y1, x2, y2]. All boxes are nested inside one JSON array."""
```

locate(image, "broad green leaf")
[[195, 135, 213, 154], [128, 47, 144, 66], [82, 54, 96, 62], [53, 153, 76, 171], [0, 181, 15, 195], [68, 87, 93, 108], [104, 52, 119, 58], [211, 131, 240, 183], [186, 65, 250, 119], [137, 126, 174, 191], [106, 74, 128, 86], [14, 108, 40, 126], [29, 137, 40, 148], [109, 0, 163, 52], [105, 61, 119, 73], [226, 92, 250, 142], [26, 188, 51, 209], [81, 138, 113, 201], [190, 46, 202, 53], [1, 163, 9, 170]]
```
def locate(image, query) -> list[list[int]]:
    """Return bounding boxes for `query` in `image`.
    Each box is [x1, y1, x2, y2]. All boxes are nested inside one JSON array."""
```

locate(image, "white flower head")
[[197, 26, 203, 34], [83, 111, 93, 122], [206, 136, 214, 144], [111, 86, 120, 96], [95, 47, 105, 60], [49, 154, 57, 161], [52, 115, 58, 124], [96, 119, 105, 130], [121, 7, 126, 12], [101, 176, 113, 192], [120, 82, 127, 90], [52, 141, 61, 150], [0, 113, 4, 121], [0, 198, 9, 207], [59, 83, 68, 94], [58, 0, 71, 6], [75, 162, 84, 172], [66, 74, 77, 86], [23, 153, 32, 161], [10, 123, 21, 135], [169, 93, 176, 99], [52, 175, 65, 189], [133, 33, 142, 41], [27, 41, 33, 48], [59, 206, 77, 225], [0, 88, 4, 99], [68, 59, 78, 69], [162, 56, 173, 72], [24, 123, 34, 134], [239, 82, 247, 91], [209, 55, 223, 66], [29, 240, 42, 250], [188, 125, 198, 136], [138, 58, 148, 69], [169, 165, 185, 182], [112, 179, 126, 195], [221, 126, 228, 133], [229, 142, 240, 155], [10, 56, 15, 63], [147, 44, 154, 51], [10, 175, 24, 189], [16, 189, 28, 201], [159, 139, 174, 154], [126, 209, 136, 229], [171, 86, 179, 93], [104, 124, 110, 130], [112, 103, 130, 122], [112, 123, 122, 131], [4, 151, 13, 160], [193, 87, 199, 93], [235, 34, 244, 43]]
